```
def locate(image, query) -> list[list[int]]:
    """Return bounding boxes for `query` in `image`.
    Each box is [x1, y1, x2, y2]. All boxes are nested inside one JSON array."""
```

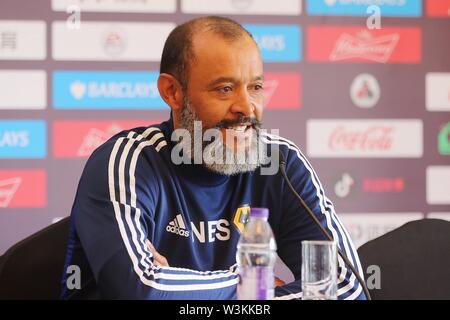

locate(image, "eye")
[[250, 83, 264, 93], [218, 86, 233, 94]]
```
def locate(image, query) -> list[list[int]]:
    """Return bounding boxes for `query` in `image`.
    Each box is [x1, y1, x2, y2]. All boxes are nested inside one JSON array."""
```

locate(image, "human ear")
[[157, 73, 184, 111]]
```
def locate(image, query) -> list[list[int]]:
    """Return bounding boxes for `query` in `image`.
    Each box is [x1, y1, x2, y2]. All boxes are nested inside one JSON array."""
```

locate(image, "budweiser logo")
[[77, 124, 123, 157], [329, 126, 394, 151], [0, 177, 21, 208], [330, 31, 399, 63]]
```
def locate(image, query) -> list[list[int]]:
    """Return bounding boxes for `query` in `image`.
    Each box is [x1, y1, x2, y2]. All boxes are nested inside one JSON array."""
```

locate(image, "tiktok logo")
[[334, 173, 354, 198]]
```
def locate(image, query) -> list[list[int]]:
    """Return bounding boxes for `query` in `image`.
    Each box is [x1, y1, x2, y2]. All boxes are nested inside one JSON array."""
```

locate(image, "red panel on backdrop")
[[53, 120, 159, 158], [0, 170, 46, 208], [264, 73, 301, 110], [426, 0, 450, 17], [307, 26, 422, 64]]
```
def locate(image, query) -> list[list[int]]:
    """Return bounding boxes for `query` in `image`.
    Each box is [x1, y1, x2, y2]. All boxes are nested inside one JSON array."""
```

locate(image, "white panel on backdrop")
[[52, 22, 175, 61], [52, 0, 176, 13], [339, 213, 423, 248], [428, 213, 450, 222], [427, 166, 450, 205], [0, 71, 46, 109], [307, 119, 423, 158], [181, 0, 302, 15], [426, 73, 450, 111], [0, 21, 46, 60]]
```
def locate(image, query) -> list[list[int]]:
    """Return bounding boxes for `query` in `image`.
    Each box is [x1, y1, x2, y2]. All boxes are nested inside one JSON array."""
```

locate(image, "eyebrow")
[[207, 75, 264, 88]]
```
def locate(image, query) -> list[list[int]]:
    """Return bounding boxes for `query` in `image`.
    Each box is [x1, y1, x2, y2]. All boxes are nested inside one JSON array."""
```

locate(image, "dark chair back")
[[0, 217, 70, 299], [357, 218, 450, 300]]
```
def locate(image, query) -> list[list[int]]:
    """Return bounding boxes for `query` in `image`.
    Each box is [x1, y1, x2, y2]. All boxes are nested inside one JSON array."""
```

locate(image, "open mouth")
[[225, 123, 253, 133]]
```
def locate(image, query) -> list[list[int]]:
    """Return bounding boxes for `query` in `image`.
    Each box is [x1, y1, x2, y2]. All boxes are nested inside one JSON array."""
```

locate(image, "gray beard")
[[178, 98, 265, 176]]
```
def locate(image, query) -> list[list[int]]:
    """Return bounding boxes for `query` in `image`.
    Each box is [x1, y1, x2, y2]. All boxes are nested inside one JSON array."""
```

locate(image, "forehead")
[[189, 32, 263, 83]]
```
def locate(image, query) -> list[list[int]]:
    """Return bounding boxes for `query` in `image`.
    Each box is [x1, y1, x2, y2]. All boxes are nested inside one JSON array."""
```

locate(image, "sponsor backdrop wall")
[[0, 0, 449, 255]]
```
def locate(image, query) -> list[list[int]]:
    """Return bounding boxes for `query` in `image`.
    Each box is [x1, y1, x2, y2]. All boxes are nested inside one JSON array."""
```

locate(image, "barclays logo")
[[0, 120, 46, 159], [53, 71, 168, 109], [244, 24, 302, 62], [68, 80, 158, 100]]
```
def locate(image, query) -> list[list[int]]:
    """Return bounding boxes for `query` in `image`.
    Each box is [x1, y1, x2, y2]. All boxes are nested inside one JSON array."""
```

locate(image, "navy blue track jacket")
[[61, 118, 366, 300]]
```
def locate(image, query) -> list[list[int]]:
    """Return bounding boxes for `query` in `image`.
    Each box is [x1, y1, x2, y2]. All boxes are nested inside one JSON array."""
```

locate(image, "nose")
[[230, 88, 255, 117]]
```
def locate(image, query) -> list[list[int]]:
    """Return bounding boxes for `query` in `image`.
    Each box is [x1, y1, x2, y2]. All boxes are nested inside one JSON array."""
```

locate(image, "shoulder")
[[260, 131, 309, 169], [90, 124, 168, 165], [80, 124, 169, 184]]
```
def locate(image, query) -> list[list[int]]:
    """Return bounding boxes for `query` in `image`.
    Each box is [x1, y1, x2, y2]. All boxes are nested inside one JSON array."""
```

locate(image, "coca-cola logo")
[[328, 126, 394, 151]]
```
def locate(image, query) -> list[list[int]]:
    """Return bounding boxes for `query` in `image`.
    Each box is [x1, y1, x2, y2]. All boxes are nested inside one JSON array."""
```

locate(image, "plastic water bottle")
[[236, 207, 277, 300]]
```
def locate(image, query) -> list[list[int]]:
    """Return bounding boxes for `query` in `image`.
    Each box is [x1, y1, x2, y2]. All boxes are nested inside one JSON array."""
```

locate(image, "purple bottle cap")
[[250, 207, 269, 218]]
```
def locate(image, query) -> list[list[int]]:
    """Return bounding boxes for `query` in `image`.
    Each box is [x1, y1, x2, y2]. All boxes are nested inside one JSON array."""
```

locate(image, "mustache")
[[214, 115, 262, 130]]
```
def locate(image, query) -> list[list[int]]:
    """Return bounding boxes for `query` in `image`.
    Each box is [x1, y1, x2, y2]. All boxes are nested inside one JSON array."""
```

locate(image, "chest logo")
[[166, 214, 190, 238], [233, 205, 251, 233]]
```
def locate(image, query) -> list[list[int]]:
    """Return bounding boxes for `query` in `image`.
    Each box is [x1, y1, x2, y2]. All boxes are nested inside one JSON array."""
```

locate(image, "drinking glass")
[[301, 240, 337, 300]]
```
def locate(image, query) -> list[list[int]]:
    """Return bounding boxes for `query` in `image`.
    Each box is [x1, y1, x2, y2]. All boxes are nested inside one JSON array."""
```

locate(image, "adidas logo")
[[166, 213, 232, 243], [166, 214, 190, 238]]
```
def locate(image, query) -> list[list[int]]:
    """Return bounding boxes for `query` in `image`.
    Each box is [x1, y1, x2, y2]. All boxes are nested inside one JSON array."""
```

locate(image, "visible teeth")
[[227, 125, 247, 132]]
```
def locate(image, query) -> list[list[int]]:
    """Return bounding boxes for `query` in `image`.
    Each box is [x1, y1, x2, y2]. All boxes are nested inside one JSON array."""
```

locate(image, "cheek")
[[250, 94, 264, 118], [187, 92, 225, 127], [196, 103, 229, 128], [254, 103, 264, 120]]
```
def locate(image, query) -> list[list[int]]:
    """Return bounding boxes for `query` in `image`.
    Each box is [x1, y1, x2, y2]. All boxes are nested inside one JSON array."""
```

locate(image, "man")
[[61, 16, 365, 300]]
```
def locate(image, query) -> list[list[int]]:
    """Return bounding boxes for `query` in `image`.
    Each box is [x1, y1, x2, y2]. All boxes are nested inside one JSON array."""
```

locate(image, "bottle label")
[[237, 266, 274, 300]]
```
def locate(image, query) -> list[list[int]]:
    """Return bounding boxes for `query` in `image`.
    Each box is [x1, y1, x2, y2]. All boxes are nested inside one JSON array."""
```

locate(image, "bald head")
[[159, 16, 257, 90]]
